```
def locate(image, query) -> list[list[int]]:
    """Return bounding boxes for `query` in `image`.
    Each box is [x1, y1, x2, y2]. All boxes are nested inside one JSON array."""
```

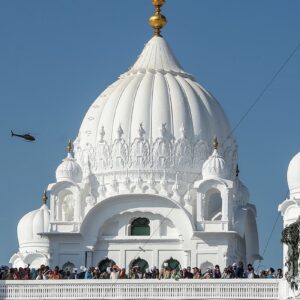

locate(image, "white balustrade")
[[0, 279, 281, 300]]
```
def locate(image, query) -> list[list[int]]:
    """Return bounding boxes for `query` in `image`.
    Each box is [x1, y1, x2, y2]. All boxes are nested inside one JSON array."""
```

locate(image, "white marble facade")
[[10, 35, 261, 271]]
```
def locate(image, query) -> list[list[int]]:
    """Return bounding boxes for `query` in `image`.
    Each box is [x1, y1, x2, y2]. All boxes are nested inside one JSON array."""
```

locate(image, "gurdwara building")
[[10, 0, 261, 272]]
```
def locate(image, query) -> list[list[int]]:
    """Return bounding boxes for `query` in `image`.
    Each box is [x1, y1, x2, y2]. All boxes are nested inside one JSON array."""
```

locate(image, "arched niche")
[[204, 188, 222, 221], [48, 181, 80, 222], [80, 194, 194, 244], [130, 257, 149, 272], [200, 261, 214, 273], [58, 190, 75, 222], [98, 258, 116, 272], [163, 257, 181, 270], [62, 261, 75, 272]]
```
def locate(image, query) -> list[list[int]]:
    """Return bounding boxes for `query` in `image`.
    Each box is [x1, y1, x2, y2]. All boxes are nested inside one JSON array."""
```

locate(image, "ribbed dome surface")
[[202, 149, 229, 179], [77, 36, 232, 148], [56, 153, 82, 183], [73, 35, 238, 183], [17, 205, 50, 247]]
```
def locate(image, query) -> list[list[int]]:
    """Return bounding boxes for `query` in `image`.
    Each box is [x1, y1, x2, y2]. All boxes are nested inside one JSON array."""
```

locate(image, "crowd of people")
[[0, 262, 283, 280]]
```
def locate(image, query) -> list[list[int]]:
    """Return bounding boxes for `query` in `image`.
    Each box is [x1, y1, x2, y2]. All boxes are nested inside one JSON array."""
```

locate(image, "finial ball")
[[152, 0, 165, 6], [149, 14, 167, 30]]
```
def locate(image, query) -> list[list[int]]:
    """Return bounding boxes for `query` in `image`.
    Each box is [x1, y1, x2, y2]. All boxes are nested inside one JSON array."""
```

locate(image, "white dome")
[[287, 152, 300, 196], [202, 149, 229, 179], [74, 36, 237, 184], [17, 204, 50, 248], [56, 153, 82, 183]]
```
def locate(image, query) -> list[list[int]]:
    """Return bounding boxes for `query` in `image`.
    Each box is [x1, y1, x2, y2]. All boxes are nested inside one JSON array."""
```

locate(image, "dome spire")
[[67, 139, 72, 154], [42, 190, 48, 205], [149, 0, 167, 37], [213, 136, 219, 150]]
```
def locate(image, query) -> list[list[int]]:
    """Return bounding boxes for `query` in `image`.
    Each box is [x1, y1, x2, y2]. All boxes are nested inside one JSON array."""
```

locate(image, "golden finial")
[[236, 164, 240, 177], [67, 139, 72, 153], [42, 190, 48, 205], [149, 0, 167, 37], [213, 136, 219, 150]]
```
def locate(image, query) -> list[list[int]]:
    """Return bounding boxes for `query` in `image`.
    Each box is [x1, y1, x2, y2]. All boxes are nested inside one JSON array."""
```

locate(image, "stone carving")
[[111, 125, 129, 169], [174, 125, 193, 169], [130, 124, 150, 168], [94, 127, 111, 172], [74, 125, 237, 181], [152, 124, 172, 169]]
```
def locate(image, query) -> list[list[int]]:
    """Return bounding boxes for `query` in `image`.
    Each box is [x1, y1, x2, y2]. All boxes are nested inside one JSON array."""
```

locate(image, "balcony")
[[0, 279, 286, 300]]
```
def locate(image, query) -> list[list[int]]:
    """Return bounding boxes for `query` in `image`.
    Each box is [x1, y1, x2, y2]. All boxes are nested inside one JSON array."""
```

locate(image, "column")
[[183, 250, 191, 268], [221, 190, 229, 222], [74, 190, 81, 222], [196, 192, 204, 230]]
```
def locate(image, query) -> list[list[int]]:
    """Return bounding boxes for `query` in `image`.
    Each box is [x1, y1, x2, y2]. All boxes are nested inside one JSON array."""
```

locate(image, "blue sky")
[[0, 0, 299, 268]]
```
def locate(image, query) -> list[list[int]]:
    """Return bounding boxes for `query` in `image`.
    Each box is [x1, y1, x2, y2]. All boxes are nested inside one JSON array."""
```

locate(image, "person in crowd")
[[232, 263, 238, 278], [92, 267, 101, 279], [119, 268, 127, 279], [84, 267, 93, 279], [202, 268, 213, 279], [185, 267, 193, 279], [236, 261, 245, 278], [276, 268, 283, 278], [192, 267, 201, 279], [245, 264, 255, 279], [266, 267, 275, 278], [170, 269, 180, 280], [6, 268, 15, 280], [36, 269, 43, 280], [50, 266, 61, 280], [43, 266, 51, 280], [222, 267, 232, 279], [213, 265, 221, 278], [0, 263, 284, 281], [110, 265, 121, 279], [151, 266, 159, 279]]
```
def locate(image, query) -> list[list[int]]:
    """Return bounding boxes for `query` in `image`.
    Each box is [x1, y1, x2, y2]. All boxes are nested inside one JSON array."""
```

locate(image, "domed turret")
[[56, 140, 82, 183], [202, 137, 229, 179], [17, 191, 50, 248], [287, 151, 300, 196], [11, 191, 50, 268]]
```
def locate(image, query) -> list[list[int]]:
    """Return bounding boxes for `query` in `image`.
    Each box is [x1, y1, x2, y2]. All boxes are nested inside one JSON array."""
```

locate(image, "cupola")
[[56, 140, 82, 183], [202, 137, 229, 179]]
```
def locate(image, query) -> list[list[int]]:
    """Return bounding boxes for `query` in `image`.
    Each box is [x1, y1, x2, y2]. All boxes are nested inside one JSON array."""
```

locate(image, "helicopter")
[[11, 130, 36, 142]]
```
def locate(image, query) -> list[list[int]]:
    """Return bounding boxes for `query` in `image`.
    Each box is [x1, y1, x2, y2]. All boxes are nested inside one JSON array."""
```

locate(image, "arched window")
[[98, 258, 116, 273], [130, 218, 150, 236], [62, 261, 75, 272], [130, 258, 149, 272], [204, 189, 222, 221], [200, 261, 214, 273], [163, 258, 181, 270]]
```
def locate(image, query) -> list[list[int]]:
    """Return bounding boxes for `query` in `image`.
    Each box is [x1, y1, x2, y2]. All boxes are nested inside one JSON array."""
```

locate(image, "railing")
[[0, 279, 282, 300]]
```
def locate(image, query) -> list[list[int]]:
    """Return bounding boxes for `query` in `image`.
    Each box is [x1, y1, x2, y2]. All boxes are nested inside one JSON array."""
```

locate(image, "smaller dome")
[[202, 148, 229, 179], [56, 153, 82, 183], [17, 204, 50, 248], [287, 152, 300, 196]]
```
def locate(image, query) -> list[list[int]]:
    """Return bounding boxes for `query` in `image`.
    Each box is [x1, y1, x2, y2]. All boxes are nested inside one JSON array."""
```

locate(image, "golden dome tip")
[[67, 139, 72, 153], [149, 0, 167, 36], [213, 136, 219, 150], [42, 190, 48, 205]]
